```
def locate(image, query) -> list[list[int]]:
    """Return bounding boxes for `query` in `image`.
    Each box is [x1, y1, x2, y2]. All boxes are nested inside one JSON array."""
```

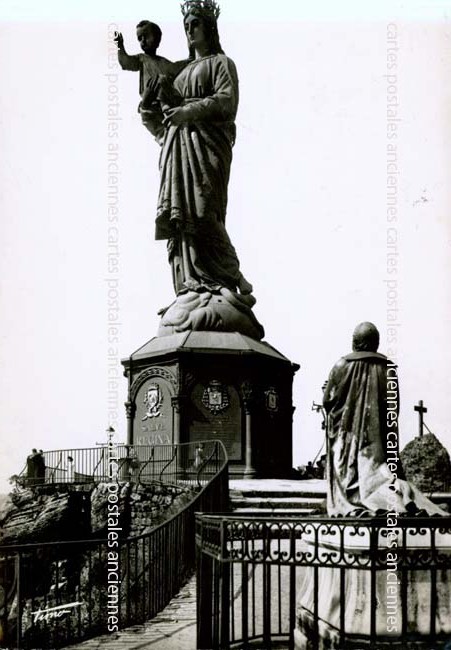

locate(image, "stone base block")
[[294, 525, 451, 649]]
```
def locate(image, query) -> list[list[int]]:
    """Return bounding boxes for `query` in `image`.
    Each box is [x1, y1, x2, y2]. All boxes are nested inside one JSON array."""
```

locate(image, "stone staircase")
[[229, 478, 451, 516], [229, 478, 327, 516]]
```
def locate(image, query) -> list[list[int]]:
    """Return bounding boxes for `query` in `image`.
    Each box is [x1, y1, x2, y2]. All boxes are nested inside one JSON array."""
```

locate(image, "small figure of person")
[[114, 21, 173, 141], [66, 455, 74, 482], [35, 449, 46, 484], [305, 462, 315, 479], [194, 443, 205, 469], [126, 450, 140, 483], [26, 448, 38, 486], [315, 454, 327, 479]]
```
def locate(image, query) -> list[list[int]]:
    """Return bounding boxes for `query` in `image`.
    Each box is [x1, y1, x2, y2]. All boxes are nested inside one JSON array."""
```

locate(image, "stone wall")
[[128, 483, 197, 536], [90, 482, 131, 536]]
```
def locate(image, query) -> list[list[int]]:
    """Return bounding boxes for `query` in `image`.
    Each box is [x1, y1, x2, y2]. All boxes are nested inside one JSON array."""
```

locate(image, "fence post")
[[197, 518, 214, 648], [15, 552, 22, 650], [219, 518, 230, 648]]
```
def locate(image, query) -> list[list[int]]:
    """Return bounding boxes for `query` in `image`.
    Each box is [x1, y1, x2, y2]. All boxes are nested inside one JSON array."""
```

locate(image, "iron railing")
[[0, 441, 228, 649], [16, 441, 222, 488], [196, 514, 451, 649]]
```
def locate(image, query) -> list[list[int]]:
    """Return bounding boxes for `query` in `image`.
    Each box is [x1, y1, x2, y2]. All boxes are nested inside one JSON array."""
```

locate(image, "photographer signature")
[[31, 601, 82, 624]]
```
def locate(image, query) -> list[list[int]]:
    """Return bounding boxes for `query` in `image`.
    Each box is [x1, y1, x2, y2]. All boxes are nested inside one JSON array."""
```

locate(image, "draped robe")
[[323, 352, 446, 516], [155, 54, 243, 294]]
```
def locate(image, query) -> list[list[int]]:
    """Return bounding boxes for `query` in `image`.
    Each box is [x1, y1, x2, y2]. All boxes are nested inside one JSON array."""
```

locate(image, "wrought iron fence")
[[195, 513, 451, 650], [17, 441, 222, 488], [0, 441, 228, 649]]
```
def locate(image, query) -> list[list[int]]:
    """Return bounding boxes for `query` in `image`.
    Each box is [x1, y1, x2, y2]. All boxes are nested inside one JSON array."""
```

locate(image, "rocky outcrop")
[[0, 486, 90, 545], [400, 433, 451, 493], [0, 481, 198, 545]]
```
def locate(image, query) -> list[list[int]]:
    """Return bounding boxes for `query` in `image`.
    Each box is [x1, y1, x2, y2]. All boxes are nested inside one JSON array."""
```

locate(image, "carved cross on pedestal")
[[414, 400, 427, 438]]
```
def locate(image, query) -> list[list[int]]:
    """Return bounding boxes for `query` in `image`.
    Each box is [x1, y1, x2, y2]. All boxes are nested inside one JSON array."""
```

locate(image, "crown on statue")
[[181, 0, 221, 21]]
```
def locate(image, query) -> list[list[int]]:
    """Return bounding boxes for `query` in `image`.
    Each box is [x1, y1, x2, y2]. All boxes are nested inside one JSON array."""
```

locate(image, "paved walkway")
[[67, 480, 323, 650], [67, 575, 196, 650]]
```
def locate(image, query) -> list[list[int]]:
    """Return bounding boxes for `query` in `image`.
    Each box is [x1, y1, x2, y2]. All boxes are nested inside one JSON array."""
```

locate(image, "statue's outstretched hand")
[[114, 31, 124, 48]]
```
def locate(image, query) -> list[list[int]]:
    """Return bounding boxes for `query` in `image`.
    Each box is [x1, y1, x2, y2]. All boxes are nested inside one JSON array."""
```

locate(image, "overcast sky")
[[1, 0, 451, 492]]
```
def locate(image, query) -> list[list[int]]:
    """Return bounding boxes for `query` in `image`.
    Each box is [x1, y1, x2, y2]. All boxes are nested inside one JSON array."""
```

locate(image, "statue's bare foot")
[[238, 274, 253, 295]]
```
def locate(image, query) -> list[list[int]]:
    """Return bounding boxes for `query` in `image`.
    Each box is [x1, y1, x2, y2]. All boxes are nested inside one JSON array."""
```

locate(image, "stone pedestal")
[[294, 525, 451, 649], [122, 332, 299, 478]]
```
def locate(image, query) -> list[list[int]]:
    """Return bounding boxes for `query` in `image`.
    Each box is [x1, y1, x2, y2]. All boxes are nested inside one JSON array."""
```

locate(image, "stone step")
[[229, 479, 326, 496], [229, 479, 327, 515], [430, 492, 451, 506], [231, 496, 326, 510], [233, 507, 317, 516], [230, 489, 327, 499], [229, 479, 451, 515]]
